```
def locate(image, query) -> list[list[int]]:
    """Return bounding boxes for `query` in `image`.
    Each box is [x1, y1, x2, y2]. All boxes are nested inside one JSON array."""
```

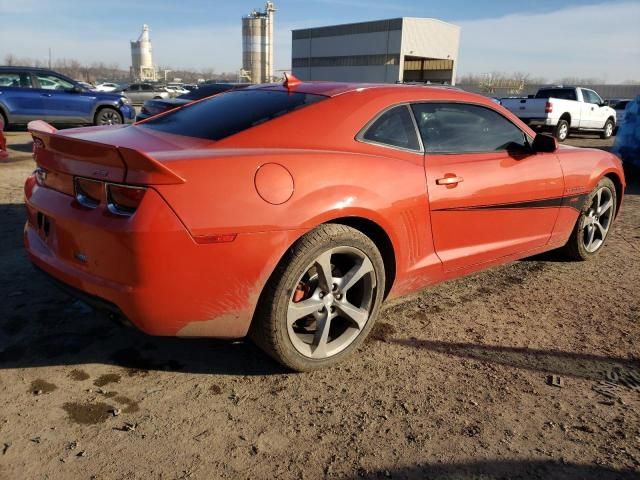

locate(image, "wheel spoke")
[[336, 301, 369, 329], [287, 297, 323, 325], [598, 198, 613, 216], [311, 314, 331, 356], [594, 220, 608, 238], [339, 257, 374, 292], [314, 250, 334, 292], [586, 225, 596, 248]]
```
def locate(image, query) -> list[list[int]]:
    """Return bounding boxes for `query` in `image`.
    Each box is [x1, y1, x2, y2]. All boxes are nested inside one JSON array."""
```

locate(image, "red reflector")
[[545, 101, 553, 113], [107, 184, 146, 216], [194, 234, 237, 244]]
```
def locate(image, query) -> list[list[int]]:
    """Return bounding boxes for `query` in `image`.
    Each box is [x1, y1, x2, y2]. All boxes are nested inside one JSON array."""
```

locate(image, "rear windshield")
[[178, 84, 234, 100], [535, 88, 577, 101], [141, 89, 327, 141]]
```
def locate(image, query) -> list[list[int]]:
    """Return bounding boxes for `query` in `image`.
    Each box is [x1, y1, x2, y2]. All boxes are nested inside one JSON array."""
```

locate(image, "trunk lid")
[[28, 121, 212, 185]]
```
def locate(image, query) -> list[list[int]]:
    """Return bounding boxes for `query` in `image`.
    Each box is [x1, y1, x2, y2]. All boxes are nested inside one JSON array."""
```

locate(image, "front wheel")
[[601, 119, 614, 139], [250, 224, 386, 371], [560, 177, 617, 260], [94, 107, 123, 126]]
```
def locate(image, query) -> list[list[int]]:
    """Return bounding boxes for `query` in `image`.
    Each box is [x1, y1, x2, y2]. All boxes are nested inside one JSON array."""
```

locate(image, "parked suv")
[[120, 83, 170, 104], [0, 66, 135, 127]]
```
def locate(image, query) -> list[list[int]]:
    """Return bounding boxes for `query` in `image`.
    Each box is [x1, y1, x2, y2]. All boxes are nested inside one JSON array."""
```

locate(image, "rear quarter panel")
[[154, 147, 440, 298], [549, 145, 625, 244]]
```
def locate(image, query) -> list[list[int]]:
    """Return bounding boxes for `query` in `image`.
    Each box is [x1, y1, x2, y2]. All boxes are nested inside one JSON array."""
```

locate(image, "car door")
[[583, 89, 608, 128], [413, 102, 564, 272], [0, 70, 40, 122], [124, 84, 141, 104], [579, 89, 601, 128], [32, 72, 94, 122], [139, 84, 156, 102]]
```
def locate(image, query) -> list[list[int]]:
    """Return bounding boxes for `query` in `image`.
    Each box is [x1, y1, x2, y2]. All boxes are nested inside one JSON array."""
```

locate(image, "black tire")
[[250, 224, 386, 372], [554, 119, 570, 142], [94, 107, 123, 126], [600, 119, 614, 139], [560, 177, 617, 261], [0, 110, 8, 130]]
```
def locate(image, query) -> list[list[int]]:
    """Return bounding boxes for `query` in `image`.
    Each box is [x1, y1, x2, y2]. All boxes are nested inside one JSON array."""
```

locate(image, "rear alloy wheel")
[[601, 119, 614, 139], [251, 224, 385, 371], [561, 177, 616, 260], [555, 119, 569, 142], [94, 107, 123, 126]]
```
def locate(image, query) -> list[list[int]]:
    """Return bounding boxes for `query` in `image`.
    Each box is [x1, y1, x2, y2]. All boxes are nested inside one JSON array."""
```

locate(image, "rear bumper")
[[24, 179, 303, 338]]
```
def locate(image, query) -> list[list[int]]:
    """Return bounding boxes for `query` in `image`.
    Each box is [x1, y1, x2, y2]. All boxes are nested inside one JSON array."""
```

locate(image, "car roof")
[[251, 81, 489, 103], [0, 66, 59, 73]]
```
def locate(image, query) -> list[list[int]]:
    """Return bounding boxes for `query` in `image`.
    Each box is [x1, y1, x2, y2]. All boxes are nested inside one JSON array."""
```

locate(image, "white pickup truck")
[[501, 86, 616, 142]]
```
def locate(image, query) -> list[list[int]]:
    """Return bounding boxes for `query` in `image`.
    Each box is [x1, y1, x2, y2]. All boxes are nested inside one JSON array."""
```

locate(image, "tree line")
[[3, 54, 237, 84]]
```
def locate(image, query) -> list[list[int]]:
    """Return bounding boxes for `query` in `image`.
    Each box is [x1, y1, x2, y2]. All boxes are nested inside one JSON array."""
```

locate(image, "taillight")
[[545, 101, 553, 113], [34, 167, 48, 186], [75, 177, 103, 208], [106, 184, 146, 216]]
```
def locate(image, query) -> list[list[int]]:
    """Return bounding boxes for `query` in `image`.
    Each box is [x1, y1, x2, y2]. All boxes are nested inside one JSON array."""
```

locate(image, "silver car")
[[121, 83, 170, 105]]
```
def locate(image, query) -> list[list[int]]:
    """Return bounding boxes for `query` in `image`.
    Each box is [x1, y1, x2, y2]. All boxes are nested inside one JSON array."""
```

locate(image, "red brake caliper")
[[293, 282, 311, 303]]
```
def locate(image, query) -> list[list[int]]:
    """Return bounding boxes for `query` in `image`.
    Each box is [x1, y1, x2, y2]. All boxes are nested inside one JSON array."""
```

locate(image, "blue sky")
[[1, 0, 639, 82]]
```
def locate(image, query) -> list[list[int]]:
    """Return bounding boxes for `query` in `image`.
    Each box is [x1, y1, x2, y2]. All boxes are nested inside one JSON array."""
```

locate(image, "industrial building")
[[241, 2, 276, 84], [130, 24, 157, 82], [292, 18, 460, 84]]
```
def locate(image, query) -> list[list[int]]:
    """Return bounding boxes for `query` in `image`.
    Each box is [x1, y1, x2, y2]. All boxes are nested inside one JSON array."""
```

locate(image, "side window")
[[361, 105, 421, 151], [0, 72, 31, 88], [412, 103, 528, 154], [583, 89, 602, 105], [141, 84, 154, 91], [35, 74, 74, 91]]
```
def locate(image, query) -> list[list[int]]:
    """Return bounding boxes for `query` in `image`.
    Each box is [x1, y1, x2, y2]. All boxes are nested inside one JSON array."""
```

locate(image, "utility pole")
[[48, 48, 51, 69]]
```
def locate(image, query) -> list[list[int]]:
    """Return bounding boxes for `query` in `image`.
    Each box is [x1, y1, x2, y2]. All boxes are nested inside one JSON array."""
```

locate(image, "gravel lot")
[[0, 130, 638, 479]]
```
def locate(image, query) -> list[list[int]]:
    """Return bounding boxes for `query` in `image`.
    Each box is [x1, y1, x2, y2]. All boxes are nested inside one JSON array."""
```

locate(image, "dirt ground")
[[0, 129, 638, 480]]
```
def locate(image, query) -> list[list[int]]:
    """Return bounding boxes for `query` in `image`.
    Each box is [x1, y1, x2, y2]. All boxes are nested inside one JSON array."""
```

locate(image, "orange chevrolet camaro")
[[24, 76, 625, 371]]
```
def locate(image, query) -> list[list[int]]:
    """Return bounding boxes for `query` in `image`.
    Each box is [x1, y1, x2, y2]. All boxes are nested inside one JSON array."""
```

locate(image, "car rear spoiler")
[[28, 120, 185, 185]]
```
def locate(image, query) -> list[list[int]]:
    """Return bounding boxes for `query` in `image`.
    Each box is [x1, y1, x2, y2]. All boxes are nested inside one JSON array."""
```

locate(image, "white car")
[[167, 84, 190, 96], [501, 86, 616, 142], [94, 82, 120, 92]]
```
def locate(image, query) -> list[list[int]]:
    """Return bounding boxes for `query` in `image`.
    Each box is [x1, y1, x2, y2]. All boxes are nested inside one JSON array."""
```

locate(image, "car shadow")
[[8, 141, 33, 153], [352, 459, 639, 479], [388, 337, 639, 382]]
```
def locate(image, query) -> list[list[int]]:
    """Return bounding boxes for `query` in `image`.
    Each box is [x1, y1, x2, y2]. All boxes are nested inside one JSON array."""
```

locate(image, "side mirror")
[[532, 134, 557, 153]]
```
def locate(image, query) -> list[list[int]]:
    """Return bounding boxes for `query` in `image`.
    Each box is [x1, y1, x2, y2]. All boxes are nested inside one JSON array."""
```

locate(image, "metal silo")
[[241, 2, 276, 84], [130, 24, 157, 82]]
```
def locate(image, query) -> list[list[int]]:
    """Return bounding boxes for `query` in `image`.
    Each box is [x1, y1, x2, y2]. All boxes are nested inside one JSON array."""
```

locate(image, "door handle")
[[436, 176, 464, 186], [41, 93, 52, 97]]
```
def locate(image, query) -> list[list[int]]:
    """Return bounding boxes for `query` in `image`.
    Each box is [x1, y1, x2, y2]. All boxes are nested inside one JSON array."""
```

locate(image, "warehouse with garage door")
[[291, 17, 460, 84]]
